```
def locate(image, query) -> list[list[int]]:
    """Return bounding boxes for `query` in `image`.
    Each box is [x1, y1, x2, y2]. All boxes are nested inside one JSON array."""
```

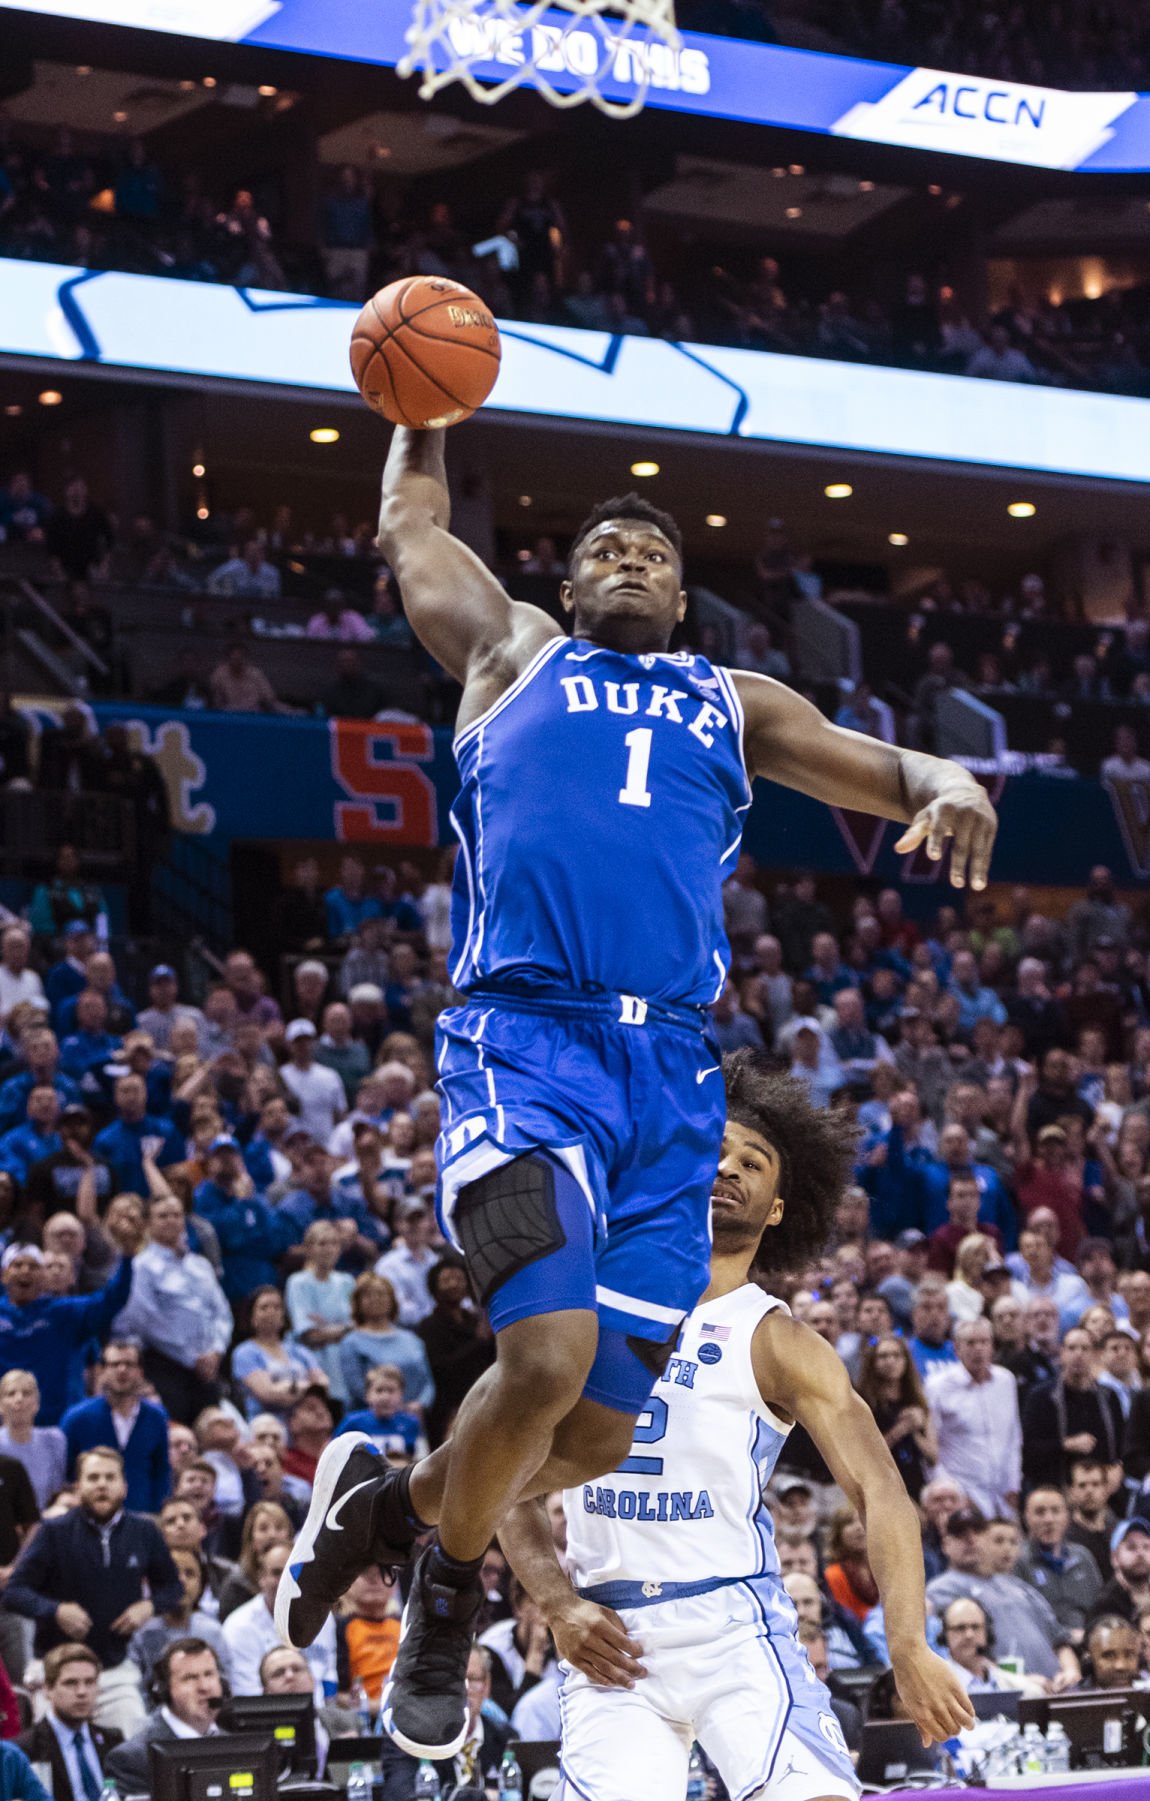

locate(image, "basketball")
[[349, 275, 502, 429]]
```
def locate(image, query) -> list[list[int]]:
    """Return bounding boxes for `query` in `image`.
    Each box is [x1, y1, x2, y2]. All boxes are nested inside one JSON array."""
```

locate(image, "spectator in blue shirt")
[[0, 1244, 133, 1424], [61, 1341, 170, 1514], [93, 1075, 182, 1198], [43, 923, 96, 1024], [324, 858, 382, 943], [0, 1028, 81, 1135], [0, 1742, 51, 1801], [335, 1363, 422, 1458], [280, 1144, 387, 1270], [6, 1445, 181, 1726], [918, 1122, 1017, 1245], [906, 1277, 958, 1380], [806, 932, 857, 1008], [58, 989, 121, 1094], [55, 954, 135, 1039], [193, 1138, 301, 1302], [0, 1086, 63, 1181], [948, 949, 1007, 1035]]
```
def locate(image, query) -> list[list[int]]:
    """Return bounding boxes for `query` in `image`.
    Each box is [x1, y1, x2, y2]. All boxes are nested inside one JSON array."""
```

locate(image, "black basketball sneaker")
[[380, 1544, 485, 1760]]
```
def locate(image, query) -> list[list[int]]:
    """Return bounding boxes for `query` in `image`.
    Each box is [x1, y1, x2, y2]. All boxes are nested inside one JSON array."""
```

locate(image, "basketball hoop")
[[399, 0, 680, 119]]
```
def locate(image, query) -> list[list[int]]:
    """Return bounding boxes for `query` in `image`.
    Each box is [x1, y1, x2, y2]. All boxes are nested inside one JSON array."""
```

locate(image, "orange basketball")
[[349, 276, 502, 429]]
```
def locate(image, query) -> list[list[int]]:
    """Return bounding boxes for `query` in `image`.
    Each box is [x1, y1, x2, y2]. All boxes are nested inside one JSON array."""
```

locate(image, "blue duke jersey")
[[448, 637, 752, 1006], [565, 1284, 793, 1592]]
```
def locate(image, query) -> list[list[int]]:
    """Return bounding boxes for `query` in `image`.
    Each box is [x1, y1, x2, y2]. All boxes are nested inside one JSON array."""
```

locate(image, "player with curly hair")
[[499, 1054, 974, 1801]]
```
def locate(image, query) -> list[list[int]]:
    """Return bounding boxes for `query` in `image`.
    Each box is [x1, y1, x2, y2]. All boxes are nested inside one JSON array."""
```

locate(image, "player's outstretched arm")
[[377, 427, 559, 689], [731, 672, 997, 890], [754, 1312, 975, 1746], [498, 1499, 646, 1689]]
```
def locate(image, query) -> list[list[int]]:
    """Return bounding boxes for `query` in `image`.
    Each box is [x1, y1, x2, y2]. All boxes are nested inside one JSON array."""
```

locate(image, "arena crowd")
[[0, 844, 1138, 1783]]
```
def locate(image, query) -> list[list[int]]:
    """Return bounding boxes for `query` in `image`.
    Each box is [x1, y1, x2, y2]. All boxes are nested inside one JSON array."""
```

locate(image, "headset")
[[940, 1596, 995, 1657], [149, 1637, 231, 1711]]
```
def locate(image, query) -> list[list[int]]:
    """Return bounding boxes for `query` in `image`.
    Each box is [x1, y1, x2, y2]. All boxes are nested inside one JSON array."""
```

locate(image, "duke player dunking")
[[502, 1056, 974, 1801], [277, 426, 996, 1762]]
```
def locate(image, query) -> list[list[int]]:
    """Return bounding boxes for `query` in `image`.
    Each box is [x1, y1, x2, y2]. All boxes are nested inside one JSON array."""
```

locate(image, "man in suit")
[[61, 1341, 170, 1514], [18, 1645, 123, 1801], [105, 1638, 226, 1792]]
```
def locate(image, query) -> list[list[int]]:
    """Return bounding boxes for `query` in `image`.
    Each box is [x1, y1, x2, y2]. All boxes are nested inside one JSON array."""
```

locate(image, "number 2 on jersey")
[[618, 1396, 668, 1475], [618, 727, 653, 809]]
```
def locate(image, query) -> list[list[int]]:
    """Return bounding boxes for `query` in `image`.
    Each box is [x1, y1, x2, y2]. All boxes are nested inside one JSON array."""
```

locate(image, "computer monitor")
[[856, 1722, 938, 1787], [971, 1690, 1021, 1724], [220, 1693, 318, 1776], [1047, 1689, 1150, 1769], [149, 1731, 279, 1801]]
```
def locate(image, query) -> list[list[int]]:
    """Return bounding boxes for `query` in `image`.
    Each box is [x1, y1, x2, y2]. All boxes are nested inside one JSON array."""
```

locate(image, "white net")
[[399, 0, 681, 119]]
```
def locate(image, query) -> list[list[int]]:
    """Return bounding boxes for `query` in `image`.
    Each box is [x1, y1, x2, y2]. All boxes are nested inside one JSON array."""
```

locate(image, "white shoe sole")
[[379, 1580, 469, 1761], [274, 1429, 379, 1647]]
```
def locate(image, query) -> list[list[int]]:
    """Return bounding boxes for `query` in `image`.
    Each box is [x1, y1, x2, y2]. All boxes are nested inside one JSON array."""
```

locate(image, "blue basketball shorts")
[[434, 988, 725, 1414]]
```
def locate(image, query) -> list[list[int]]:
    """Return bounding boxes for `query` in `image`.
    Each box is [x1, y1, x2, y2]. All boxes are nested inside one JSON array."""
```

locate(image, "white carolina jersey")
[[565, 1283, 792, 1592]]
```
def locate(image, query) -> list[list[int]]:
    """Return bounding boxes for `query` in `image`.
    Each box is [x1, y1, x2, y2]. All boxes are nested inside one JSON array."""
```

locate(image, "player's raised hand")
[[894, 784, 997, 890], [893, 1647, 975, 1746], [550, 1597, 647, 1689]]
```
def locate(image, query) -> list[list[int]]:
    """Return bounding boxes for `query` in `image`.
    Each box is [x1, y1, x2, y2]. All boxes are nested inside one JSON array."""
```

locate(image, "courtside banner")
[[3, 0, 1150, 170], [2, 258, 1149, 483]]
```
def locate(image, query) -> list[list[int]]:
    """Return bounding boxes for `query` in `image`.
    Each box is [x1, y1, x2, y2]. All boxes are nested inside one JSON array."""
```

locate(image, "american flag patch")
[[700, 1322, 730, 1341]]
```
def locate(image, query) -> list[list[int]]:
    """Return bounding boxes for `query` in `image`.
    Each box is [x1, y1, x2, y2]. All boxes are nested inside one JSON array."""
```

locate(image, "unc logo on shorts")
[[641, 1580, 663, 1598], [818, 1711, 850, 1758]]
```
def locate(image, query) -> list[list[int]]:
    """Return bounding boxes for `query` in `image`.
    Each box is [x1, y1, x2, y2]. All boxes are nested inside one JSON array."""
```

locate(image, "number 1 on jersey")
[[618, 727, 653, 809]]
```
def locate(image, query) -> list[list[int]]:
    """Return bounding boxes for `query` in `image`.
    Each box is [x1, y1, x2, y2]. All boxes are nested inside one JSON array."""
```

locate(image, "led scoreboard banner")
[[3, 0, 1150, 170], [2, 259, 1150, 485]]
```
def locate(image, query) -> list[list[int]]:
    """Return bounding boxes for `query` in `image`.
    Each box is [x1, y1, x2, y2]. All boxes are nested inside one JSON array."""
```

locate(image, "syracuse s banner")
[[3, 0, 1150, 170]]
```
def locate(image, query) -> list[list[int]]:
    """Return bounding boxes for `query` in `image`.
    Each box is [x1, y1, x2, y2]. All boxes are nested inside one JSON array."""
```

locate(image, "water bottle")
[[351, 1677, 373, 1734], [686, 1744, 706, 1801], [1045, 1721, 1071, 1774], [414, 1760, 442, 1801], [1021, 1722, 1047, 1774], [499, 1746, 522, 1801], [346, 1764, 373, 1801], [98, 1784, 120, 1801]]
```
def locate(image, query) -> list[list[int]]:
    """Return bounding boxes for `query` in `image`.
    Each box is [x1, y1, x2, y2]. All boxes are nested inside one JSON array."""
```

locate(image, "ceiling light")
[[38, 390, 63, 407], [179, 79, 196, 91], [1007, 501, 1036, 518], [196, 505, 210, 520], [202, 75, 217, 88], [858, 179, 875, 192], [928, 184, 942, 196], [75, 64, 91, 76], [309, 427, 340, 444], [630, 460, 659, 477], [785, 206, 802, 220], [258, 84, 278, 96], [113, 110, 128, 123], [192, 462, 206, 479], [789, 163, 804, 175], [705, 514, 727, 528], [771, 167, 787, 178], [518, 494, 532, 507], [4, 404, 22, 417], [824, 482, 853, 499], [888, 532, 909, 546]]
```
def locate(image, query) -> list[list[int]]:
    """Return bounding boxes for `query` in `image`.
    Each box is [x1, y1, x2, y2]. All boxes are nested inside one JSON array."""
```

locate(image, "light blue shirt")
[[285, 1269, 355, 1404], [46, 1711, 103, 1801], [115, 1241, 234, 1369]]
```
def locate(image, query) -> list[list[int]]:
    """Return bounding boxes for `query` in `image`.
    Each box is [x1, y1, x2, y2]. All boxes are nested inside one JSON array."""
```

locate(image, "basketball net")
[[399, 0, 680, 118]]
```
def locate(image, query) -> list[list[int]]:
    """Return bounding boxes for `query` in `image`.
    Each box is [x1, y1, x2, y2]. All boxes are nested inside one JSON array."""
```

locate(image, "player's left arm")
[[730, 671, 997, 890], [498, 1498, 647, 1689], [754, 1311, 975, 1745]]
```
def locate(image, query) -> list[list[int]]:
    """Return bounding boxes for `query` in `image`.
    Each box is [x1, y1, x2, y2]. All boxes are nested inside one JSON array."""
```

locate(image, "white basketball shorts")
[[556, 1576, 860, 1801]]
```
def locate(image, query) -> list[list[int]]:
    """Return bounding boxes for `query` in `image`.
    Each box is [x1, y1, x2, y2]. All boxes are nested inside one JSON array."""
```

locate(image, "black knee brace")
[[455, 1152, 567, 1305]]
